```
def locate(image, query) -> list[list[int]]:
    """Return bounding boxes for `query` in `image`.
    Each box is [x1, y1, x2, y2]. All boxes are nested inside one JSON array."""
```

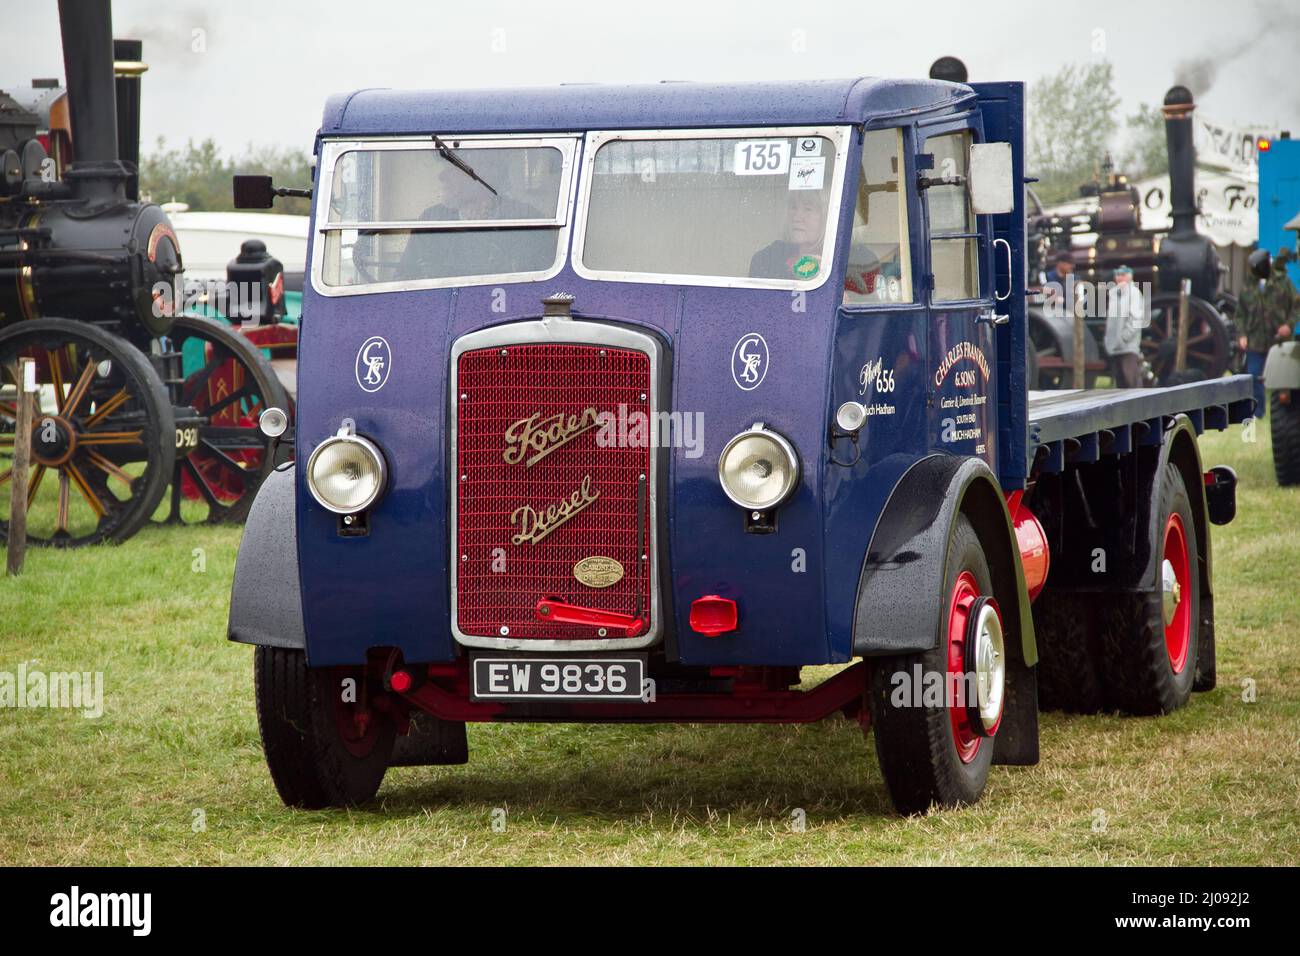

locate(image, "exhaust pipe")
[[57, 0, 128, 206], [1156, 85, 1219, 299]]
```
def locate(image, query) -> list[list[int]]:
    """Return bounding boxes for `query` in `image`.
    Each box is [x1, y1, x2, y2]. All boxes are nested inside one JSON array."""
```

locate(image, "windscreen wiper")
[[432, 135, 498, 196]]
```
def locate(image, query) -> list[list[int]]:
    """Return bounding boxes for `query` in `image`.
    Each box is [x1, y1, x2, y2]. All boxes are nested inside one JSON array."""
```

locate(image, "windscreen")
[[319, 142, 569, 288], [581, 134, 840, 284]]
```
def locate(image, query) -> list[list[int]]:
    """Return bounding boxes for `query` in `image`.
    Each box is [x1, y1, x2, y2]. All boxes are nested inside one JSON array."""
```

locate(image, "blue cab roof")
[[320, 77, 973, 137]]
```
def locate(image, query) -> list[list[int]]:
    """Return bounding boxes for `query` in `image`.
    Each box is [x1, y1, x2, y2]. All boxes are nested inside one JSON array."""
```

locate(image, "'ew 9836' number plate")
[[472, 656, 646, 701]]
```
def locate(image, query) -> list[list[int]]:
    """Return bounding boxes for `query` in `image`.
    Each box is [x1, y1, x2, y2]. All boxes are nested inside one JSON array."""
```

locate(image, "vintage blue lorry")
[[228, 77, 1252, 815]]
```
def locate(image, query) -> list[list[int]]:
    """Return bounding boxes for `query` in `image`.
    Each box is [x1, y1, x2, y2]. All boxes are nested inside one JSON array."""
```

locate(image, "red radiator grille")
[[455, 343, 652, 640]]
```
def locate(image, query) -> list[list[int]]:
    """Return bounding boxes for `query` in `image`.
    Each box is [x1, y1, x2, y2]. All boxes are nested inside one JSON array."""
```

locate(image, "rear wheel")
[[1032, 592, 1105, 713], [1098, 464, 1199, 715], [1270, 390, 1300, 486], [868, 516, 1003, 814], [254, 646, 395, 808]]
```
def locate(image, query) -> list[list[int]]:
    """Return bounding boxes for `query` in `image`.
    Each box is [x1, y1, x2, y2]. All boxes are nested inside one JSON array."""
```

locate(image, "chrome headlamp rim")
[[716, 423, 800, 512], [305, 430, 388, 514]]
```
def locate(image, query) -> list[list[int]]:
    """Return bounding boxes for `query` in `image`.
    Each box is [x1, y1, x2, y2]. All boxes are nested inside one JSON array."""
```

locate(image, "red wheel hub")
[[332, 668, 380, 758], [947, 571, 982, 764], [1161, 513, 1192, 674]]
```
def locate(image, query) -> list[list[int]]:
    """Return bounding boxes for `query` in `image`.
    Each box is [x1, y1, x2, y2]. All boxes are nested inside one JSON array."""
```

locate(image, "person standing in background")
[[1238, 248, 1300, 415], [1045, 250, 1075, 288], [1105, 265, 1146, 388]]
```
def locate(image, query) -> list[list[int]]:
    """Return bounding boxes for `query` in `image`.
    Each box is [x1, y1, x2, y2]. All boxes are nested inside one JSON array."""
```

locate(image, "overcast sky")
[[7, 0, 1298, 155]]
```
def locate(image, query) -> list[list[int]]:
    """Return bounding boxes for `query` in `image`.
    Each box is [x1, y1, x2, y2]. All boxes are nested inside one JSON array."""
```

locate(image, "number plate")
[[175, 425, 200, 455], [471, 656, 645, 701]]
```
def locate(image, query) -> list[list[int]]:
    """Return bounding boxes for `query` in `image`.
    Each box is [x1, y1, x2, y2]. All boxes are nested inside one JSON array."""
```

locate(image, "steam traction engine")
[[0, 1, 287, 545], [1026, 86, 1236, 388]]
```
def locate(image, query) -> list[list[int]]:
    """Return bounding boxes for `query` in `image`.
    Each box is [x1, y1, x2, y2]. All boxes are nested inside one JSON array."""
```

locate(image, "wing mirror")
[[969, 143, 1014, 215], [233, 174, 312, 209]]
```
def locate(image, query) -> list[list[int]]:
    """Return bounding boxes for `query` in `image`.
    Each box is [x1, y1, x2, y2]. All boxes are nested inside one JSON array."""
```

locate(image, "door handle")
[[993, 237, 1012, 301], [978, 310, 1010, 326]]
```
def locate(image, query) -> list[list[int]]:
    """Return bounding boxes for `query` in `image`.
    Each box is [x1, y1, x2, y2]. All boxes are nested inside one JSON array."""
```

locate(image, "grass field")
[[1, 421, 1297, 866]]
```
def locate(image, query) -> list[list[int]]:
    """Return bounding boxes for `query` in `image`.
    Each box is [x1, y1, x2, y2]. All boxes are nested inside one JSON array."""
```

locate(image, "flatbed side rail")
[[1026, 376, 1254, 475]]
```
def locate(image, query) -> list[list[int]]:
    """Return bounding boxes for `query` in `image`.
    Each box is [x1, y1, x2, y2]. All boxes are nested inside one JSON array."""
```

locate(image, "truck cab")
[[229, 77, 1251, 815]]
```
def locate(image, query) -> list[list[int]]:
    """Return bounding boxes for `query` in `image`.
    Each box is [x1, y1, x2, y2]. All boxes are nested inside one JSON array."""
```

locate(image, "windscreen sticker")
[[796, 137, 822, 157], [789, 156, 826, 190], [733, 140, 791, 175]]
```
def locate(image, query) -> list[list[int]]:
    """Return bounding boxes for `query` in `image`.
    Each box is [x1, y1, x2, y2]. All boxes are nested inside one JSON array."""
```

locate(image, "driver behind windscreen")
[[749, 190, 829, 281], [394, 150, 551, 280]]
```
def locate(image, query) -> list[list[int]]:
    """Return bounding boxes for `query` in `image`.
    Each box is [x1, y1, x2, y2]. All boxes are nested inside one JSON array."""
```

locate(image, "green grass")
[[1, 421, 1297, 865]]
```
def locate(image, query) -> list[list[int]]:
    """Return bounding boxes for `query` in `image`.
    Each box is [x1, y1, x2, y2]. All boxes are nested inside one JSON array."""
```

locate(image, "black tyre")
[[1032, 591, 1105, 713], [0, 318, 174, 546], [1098, 464, 1199, 715], [868, 516, 1000, 814], [254, 646, 395, 809], [1270, 391, 1300, 486]]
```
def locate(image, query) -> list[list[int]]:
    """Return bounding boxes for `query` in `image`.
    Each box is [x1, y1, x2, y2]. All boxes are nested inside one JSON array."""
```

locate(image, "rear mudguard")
[[851, 454, 1038, 765], [228, 466, 306, 651], [1263, 340, 1300, 390]]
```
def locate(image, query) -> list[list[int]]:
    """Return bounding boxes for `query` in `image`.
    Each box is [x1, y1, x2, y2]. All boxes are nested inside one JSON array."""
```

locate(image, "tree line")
[[139, 137, 312, 216]]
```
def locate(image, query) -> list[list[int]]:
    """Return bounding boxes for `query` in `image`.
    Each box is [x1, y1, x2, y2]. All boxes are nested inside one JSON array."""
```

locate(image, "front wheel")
[[254, 646, 394, 808], [868, 516, 1003, 814]]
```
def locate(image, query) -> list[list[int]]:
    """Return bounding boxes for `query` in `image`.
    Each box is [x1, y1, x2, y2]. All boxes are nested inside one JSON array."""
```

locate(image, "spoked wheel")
[[0, 319, 174, 547], [1142, 294, 1232, 385], [868, 516, 1004, 814], [158, 315, 289, 525], [1028, 308, 1098, 390]]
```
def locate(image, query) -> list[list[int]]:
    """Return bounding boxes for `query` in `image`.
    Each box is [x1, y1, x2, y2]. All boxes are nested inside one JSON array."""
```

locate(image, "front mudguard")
[[228, 466, 306, 650], [851, 454, 1038, 766]]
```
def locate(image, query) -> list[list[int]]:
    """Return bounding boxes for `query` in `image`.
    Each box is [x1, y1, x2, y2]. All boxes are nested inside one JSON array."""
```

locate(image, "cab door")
[[920, 122, 1000, 473]]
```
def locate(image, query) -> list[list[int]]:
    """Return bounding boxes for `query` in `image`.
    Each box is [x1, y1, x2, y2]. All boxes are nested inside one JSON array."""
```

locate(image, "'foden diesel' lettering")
[[503, 407, 601, 468], [510, 475, 601, 545]]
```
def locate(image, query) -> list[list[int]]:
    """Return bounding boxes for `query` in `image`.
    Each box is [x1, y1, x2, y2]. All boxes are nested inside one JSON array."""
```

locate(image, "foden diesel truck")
[[228, 77, 1251, 814]]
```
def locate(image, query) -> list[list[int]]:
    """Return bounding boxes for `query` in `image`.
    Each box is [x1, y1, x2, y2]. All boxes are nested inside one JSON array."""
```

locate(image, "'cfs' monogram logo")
[[731, 332, 769, 391], [355, 336, 391, 393]]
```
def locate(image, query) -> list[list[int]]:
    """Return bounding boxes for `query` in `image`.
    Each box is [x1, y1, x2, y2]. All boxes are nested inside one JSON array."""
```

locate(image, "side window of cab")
[[842, 128, 913, 306], [924, 129, 982, 302]]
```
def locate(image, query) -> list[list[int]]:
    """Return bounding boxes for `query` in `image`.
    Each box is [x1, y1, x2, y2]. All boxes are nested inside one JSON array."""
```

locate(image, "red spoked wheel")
[[159, 315, 289, 525], [1161, 512, 1192, 675]]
